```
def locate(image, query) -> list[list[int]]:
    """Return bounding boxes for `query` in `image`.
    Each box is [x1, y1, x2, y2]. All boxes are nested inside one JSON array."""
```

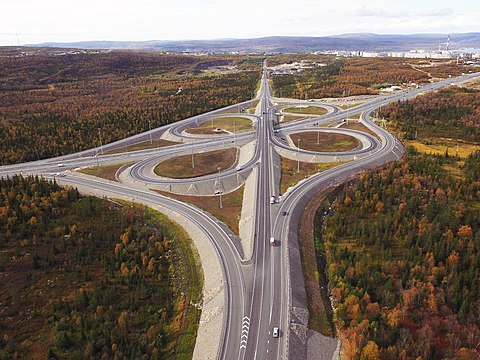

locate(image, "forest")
[[320, 148, 480, 359], [0, 175, 202, 359], [0, 51, 262, 165], [379, 86, 480, 142], [269, 55, 470, 99]]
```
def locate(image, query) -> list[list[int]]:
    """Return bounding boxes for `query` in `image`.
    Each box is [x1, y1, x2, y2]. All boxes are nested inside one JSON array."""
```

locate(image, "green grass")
[[154, 148, 238, 179]]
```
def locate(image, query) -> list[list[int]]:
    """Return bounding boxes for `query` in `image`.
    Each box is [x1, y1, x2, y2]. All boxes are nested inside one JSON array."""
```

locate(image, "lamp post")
[[217, 167, 223, 208], [297, 138, 301, 173], [191, 143, 195, 168], [98, 128, 104, 154], [148, 119, 153, 144]]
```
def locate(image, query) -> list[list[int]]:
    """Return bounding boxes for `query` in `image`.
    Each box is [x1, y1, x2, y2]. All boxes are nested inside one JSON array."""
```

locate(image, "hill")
[[30, 33, 480, 53]]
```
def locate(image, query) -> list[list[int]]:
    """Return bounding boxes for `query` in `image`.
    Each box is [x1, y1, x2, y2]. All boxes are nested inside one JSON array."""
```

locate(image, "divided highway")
[[1, 60, 479, 360]]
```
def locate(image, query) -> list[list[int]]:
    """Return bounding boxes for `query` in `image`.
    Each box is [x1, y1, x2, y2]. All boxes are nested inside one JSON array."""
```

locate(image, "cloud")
[[353, 6, 454, 18]]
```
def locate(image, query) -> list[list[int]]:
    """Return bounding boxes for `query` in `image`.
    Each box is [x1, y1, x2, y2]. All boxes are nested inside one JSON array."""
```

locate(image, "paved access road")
[[1, 59, 479, 360]]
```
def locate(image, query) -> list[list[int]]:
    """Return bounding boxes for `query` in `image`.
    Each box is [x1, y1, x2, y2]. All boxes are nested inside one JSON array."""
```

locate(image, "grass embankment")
[[340, 121, 381, 140], [283, 106, 328, 116], [280, 113, 305, 123], [338, 103, 363, 109], [291, 132, 361, 152], [185, 116, 252, 134], [298, 187, 337, 336], [76, 162, 132, 182], [155, 186, 244, 235], [104, 139, 180, 154], [154, 148, 237, 179], [142, 206, 203, 359], [280, 156, 347, 194]]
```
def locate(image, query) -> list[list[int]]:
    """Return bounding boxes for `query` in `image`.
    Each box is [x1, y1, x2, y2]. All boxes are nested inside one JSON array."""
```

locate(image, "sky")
[[1, 0, 479, 45]]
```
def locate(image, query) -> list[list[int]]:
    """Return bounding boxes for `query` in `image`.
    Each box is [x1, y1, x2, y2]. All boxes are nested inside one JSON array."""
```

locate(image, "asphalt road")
[[1, 59, 479, 360]]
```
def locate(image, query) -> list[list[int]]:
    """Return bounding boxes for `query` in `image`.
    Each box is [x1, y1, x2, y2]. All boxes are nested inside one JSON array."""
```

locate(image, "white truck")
[[269, 237, 275, 246], [270, 196, 276, 204]]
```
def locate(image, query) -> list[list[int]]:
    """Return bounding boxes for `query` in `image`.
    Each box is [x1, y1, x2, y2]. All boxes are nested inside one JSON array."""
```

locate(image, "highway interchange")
[[1, 61, 479, 360]]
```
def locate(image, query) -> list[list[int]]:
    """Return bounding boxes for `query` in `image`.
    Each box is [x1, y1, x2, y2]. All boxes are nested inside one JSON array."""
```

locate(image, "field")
[[291, 131, 361, 152], [0, 51, 261, 165], [339, 121, 381, 140], [76, 162, 132, 182], [104, 139, 180, 154], [154, 148, 238, 179], [155, 186, 244, 235], [283, 106, 328, 116], [280, 157, 346, 194], [185, 116, 253, 134]]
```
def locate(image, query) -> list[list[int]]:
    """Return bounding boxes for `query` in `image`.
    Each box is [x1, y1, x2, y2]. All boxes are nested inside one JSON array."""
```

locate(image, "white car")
[[272, 327, 279, 338]]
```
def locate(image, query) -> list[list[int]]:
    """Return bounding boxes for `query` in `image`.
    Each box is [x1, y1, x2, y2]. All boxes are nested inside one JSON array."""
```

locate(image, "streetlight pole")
[[297, 138, 301, 173], [217, 167, 223, 208], [191, 143, 195, 168], [148, 119, 153, 144], [98, 128, 104, 154]]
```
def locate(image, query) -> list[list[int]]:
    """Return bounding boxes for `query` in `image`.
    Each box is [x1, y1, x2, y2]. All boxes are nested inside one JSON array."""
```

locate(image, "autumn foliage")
[[380, 86, 480, 142], [0, 51, 261, 164], [0, 176, 202, 358], [322, 150, 480, 359], [269, 55, 469, 99]]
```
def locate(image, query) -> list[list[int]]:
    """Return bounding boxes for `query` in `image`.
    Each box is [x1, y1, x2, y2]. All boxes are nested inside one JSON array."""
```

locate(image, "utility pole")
[[297, 138, 301, 173], [98, 128, 104, 154]]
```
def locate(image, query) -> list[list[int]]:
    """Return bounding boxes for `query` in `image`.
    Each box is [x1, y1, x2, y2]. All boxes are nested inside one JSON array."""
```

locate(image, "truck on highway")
[[270, 196, 276, 204], [269, 237, 275, 246]]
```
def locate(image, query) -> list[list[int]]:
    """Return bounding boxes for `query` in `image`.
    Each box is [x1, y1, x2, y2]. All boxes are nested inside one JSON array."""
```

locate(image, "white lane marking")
[[269, 252, 274, 323], [240, 316, 250, 350]]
